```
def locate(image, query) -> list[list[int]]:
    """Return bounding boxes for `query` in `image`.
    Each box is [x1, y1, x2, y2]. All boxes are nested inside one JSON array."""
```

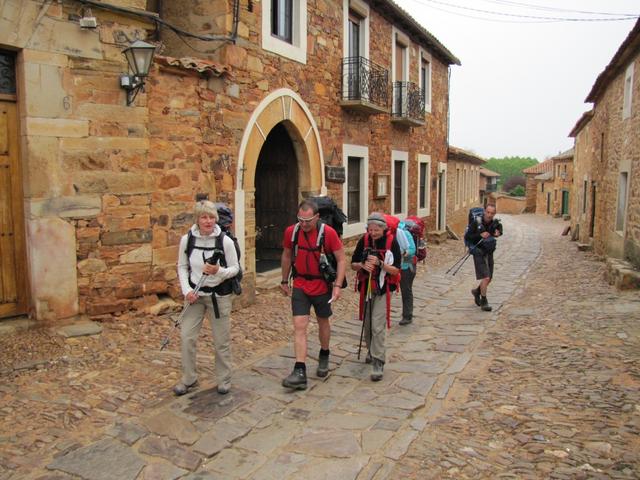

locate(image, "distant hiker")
[[351, 213, 401, 381], [174, 199, 240, 396], [280, 199, 346, 390], [464, 204, 503, 312]]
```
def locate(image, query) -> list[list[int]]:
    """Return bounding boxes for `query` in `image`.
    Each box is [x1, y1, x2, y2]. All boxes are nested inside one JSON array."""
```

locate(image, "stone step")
[[605, 257, 640, 290]]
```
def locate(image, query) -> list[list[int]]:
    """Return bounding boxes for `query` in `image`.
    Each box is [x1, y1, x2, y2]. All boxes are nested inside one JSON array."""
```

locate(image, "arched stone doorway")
[[255, 123, 299, 272], [235, 89, 326, 284]]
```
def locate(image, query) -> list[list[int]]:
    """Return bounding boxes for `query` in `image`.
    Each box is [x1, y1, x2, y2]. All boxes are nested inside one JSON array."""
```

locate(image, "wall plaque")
[[325, 165, 346, 183]]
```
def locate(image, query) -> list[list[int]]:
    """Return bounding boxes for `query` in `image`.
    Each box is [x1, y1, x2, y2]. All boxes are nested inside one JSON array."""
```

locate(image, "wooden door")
[[562, 190, 570, 215], [255, 123, 298, 271], [0, 101, 28, 318]]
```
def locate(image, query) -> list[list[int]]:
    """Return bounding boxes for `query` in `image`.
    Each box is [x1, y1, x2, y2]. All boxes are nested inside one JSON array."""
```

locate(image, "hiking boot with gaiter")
[[480, 296, 492, 312], [317, 350, 330, 378], [371, 358, 384, 382], [282, 365, 308, 390]]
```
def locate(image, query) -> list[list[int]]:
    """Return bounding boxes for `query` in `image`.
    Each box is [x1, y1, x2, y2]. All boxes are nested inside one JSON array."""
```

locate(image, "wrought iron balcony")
[[340, 56, 389, 114], [391, 81, 425, 126], [485, 183, 498, 193]]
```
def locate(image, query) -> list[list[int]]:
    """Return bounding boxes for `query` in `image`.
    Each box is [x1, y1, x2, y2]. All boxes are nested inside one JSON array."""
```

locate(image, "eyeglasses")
[[297, 215, 317, 224]]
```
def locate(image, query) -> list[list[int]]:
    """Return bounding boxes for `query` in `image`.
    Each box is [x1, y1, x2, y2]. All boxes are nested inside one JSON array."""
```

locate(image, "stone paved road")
[[1, 214, 639, 479]]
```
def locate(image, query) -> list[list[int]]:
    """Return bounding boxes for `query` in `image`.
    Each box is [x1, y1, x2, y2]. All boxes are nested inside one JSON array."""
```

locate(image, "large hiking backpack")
[[405, 215, 427, 262], [311, 196, 347, 237], [464, 207, 486, 250], [185, 203, 243, 295]]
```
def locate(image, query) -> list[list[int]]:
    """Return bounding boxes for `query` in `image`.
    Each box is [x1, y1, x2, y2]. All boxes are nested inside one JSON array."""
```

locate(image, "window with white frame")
[[417, 154, 431, 217], [616, 171, 629, 232], [419, 49, 432, 113], [342, 144, 369, 237], [262, 0, 307, 64], [623, 62, 634, 119], [392, 150, 408, 216]]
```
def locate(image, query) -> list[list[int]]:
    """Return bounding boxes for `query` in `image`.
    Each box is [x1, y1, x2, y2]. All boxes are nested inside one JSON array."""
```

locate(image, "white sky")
[[393, 0, 639, 161]]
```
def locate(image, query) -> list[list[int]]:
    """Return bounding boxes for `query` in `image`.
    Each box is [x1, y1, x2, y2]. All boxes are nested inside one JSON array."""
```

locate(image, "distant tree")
[[509, 185, 526, 197], [503, 175, 526, 192], [484, 157, 538, 189]]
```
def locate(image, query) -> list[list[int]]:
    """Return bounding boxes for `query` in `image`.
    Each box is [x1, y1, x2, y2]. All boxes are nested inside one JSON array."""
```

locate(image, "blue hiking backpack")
[[464, 207, 485, 249]]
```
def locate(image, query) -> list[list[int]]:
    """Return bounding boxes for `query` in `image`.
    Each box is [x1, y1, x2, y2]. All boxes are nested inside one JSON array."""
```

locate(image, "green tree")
[[509, 185, 525, 197], [484, 156, 538, 190]]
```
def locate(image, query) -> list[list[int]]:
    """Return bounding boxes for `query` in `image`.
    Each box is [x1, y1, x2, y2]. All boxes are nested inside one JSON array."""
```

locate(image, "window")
[[456, 168, 461, 207], [616, 171, 628, 232], [419, 49, 432, 113], [582, 180, 588, 215], [342, 144, 369, 237], [271, 0, 292, 42], [347, 156, 361, 223], [391, 150, 408, 216], [541, 182, 544, 193], [417, 154, 431, 216], [392, 28, 410, 115], [262, 0, 307, 63], [623, 62, 634, 119]]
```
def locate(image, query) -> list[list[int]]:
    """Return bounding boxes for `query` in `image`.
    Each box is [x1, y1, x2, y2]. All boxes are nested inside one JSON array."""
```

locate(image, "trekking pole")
[[449, 239, 484, 277], [445, 250, 471, 275], [357, 271, 372, 360], [160, 274, 207, 350]]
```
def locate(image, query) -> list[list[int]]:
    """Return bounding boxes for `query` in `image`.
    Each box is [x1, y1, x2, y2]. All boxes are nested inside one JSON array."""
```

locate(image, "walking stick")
[[357, 271, 372, 359], [160, 274, 207, 350], [445, 238, 484, 276]]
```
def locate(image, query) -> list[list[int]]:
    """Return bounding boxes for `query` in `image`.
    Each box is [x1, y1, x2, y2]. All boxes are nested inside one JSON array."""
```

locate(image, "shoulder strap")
[[185, 230, 195, 258], [316, 222, 326, 252], [291, 223, 301, 261], [385, 230, 393, 252], [215, 231, 228, 267]]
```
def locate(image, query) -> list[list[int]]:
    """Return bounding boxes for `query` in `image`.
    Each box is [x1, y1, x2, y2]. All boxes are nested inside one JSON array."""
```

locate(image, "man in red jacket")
[[280, 199, 346, 390]]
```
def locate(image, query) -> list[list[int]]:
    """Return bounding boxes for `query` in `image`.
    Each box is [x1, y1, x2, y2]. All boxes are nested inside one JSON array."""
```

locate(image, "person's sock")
[[319, 349, 330, 357], [294, 362, 306, 371]]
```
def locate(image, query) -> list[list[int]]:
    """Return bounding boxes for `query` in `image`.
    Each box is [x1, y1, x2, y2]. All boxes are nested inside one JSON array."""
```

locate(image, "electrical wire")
[[401, 0, 639, 22], [478, 0, 638, 17]]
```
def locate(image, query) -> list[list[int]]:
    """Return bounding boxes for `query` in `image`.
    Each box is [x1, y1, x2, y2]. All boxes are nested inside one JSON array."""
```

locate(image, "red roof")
[[522, 159, 553, 174]]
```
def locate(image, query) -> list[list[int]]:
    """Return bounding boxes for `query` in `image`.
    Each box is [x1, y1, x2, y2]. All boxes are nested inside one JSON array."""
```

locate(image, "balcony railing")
[[391, 81, 425, 126], [340, 56, 389, 113], [485, 184, 498, 193]]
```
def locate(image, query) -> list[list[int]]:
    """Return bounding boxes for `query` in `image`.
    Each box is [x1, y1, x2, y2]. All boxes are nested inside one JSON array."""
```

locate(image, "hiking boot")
[[480, 296, 493, 312], [173, 380, 198, 396], [471, 288, 481, 306], [217, 382, 230, 395], [399, 317, 413, 325], [370, 358, 384, 382], [317, 351, 330, 378], [282, 366, 307, 390]]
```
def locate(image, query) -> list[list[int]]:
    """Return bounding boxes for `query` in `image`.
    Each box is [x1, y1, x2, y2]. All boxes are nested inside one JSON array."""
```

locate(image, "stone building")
[[479, 167, 499, 208], [445, 146, 484, 237], [569, 18, 640, 270], [549, 149, 574, 218], [0, 0, 459, 321], [522, 158, 552, 213]]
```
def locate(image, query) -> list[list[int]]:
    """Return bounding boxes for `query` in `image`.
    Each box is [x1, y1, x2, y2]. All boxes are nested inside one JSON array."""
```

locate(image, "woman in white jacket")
[[174, 200, 240, 396]]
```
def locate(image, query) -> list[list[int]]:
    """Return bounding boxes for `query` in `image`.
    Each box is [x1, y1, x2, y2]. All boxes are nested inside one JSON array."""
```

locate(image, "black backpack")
[[311, 196, 347, 237], [185, 204, 243, 295]]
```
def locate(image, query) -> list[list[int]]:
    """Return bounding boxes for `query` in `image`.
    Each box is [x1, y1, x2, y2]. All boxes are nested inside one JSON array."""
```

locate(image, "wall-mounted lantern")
[[119, 40, 156, 106]]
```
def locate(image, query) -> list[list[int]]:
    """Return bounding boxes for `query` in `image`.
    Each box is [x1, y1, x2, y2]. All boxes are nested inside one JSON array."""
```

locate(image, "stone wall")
[[580, 52, 640, 266], [446, 159, 482, 236], [524, 175, 537, 212]]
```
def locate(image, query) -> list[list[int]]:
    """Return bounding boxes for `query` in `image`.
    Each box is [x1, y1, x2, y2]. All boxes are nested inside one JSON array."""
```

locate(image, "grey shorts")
[[473, 251, 494, 280], [291, 288, 333, 318]]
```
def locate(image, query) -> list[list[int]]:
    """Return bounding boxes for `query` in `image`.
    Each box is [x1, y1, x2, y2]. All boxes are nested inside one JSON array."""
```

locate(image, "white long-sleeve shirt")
[[177, 224, 240, 297]]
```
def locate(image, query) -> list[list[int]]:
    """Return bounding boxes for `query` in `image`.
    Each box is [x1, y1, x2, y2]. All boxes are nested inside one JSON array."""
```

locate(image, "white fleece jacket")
[[177, 224, 240, 296]]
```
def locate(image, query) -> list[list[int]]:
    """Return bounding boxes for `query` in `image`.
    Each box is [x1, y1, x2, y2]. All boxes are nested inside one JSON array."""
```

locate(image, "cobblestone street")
[[1, 214, 639, 479]]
